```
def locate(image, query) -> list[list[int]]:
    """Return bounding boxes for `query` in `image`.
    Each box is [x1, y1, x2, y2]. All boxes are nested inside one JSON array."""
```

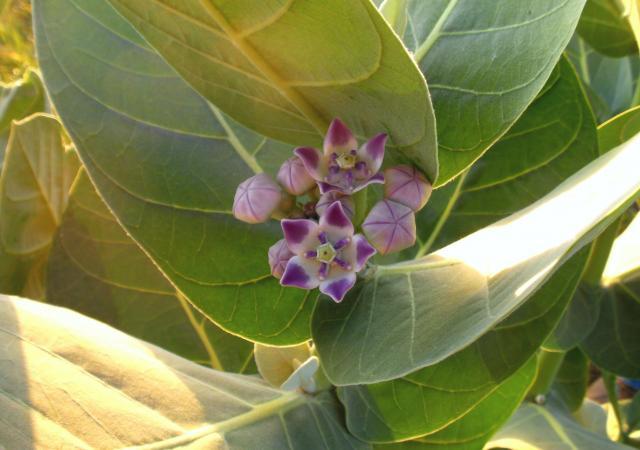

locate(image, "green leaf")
[[581, 211, 640, 378], [0, 295, 369, 449], [566, 36, 640, 123], [0, 114, 78, 298], [413, 57, 598, 257], [373, 357, 537, 450], [552, 348, 590, 412], [337, 249, 588, 442], [379, 0, 408, 37], [314, 125, 640, 386], [487, 402, 628, 449], [103, 0, 438, 182], [402, 0, 586, 186], [0, 70, 46, 158], [577, 0, 638, 57], [46, 172, 255, 372], [546, 105, 640, 351], [33, 0, 315, 345]]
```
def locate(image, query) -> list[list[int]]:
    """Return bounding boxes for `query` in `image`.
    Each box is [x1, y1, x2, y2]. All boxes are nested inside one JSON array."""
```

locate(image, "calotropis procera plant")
[[2, 0, 640, 448], [232, 119, 430, 301]]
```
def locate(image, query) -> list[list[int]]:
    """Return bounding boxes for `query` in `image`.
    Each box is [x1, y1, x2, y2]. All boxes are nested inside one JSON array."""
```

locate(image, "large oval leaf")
[[47, 172, 255, 372], [33, 0, 314, 344], [0, 114, 78, 298], [0, 295, 368, 449], [104, 0, 438, 182], [401, 0, 586, 186], [337, 249, 588, 442], [314, 129, 640, 385]]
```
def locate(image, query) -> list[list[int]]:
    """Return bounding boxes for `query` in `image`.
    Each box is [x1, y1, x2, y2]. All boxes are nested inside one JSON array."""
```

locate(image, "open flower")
[[316, 191, 355, 218], [295, 118, 386, 195], [279, 201, 376, 302], [232, 174, 283, 224], [384, 165, 432, 212]]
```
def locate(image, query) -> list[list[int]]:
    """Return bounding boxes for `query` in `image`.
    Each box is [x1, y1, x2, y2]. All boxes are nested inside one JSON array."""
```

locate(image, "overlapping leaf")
[[0, 295, 368, 449], [552, 348, 590, 412], [337, 249, 587, 442], [33, 0, 315, 345], [46, 172, 255, 372], [577, 0, 638, 57], [104, 0, 438, 182], [400, 0, 586, 185], [314, 126, 640, 386], [0, 114, 78, 298], [373, 357, 537, 450]]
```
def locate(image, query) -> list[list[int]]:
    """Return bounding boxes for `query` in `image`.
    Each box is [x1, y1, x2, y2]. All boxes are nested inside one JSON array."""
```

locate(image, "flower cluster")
[[233, 119, 432, 302]]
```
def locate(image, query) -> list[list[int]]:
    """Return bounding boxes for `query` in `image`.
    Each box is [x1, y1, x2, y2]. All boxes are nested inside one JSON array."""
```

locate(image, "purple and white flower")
[[279, 201, 376, 302], [315, 191, 355, 218], [295, 118, 386, 195], [232, 173, 283, 224], [362, 200, 416, 255], [277, 156, 316, 196], [384, 165, 433, 212]]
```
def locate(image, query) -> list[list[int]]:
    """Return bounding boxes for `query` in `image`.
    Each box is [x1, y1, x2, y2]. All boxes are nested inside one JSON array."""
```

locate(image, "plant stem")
[[527, 349, 566, 400], [582, 217, 622, 285], [353, 188, 368, 228], [603, 370, 629, 442]]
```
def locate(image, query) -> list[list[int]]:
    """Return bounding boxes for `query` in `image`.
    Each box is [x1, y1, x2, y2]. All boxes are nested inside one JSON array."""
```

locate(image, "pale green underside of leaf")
[[337, 248, 588, 442], [33, 0, 314, 345], [402, 0, 586, 186], [46, 172, 255, 373], [577, 0, 638, 57], [105, 0, 438, 182], [372, 357, 537, 450], [0, 295, 369, 449], [314, 128, 640, 386], [0, 114, 78, 298], [487, 402, 627, 449]]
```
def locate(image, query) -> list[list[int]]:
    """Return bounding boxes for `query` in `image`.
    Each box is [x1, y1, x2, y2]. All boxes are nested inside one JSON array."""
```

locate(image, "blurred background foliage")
[[0, 0, 34, 83]]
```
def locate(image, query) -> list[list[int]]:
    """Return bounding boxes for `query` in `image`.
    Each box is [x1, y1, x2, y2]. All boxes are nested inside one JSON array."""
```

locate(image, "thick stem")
[[527, 349, 566, 400], [603, 370, 629, 443], [582, 217, 622, 285]]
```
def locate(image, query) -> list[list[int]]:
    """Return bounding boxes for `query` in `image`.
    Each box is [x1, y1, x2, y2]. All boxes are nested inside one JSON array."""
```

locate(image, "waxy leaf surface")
[[577, 0, 638, 57], [314, 128, 640, 385], [34, 0, 314, 344], [0, 295, 368, 449], [47, 172, 255, 372], [402, 0, 586, 185], [104, 0, 438, 182]]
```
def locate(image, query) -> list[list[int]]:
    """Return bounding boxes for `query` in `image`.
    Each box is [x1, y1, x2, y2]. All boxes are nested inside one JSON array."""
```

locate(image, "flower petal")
[[351, 171, 385, 194], [357, 133, 387, 173], [277, 156, 316, 195], [316, 192, 355, 218], [294, 146, 325, 180], [281, 219, 320, 254], [324, 118, 358, 155], [362, 200, 416, 255], [320, 272, 356, 303], [352, 234, 377, 271], [384, 165, 432, 211], [281, 256, 321, 290], [319, 201, 354, 242], [268, 239, 294, 279], [232, 174, 282, 224]]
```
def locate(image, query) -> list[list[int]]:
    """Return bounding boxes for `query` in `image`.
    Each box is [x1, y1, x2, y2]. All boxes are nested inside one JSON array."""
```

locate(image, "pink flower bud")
[[233, 174, 282, 224], [384, 165, 432, 211], [362, 200, 416, 255], [316, 191, 355, 218], [268, 239, 294, 279], [277, 156, 316, 195]]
